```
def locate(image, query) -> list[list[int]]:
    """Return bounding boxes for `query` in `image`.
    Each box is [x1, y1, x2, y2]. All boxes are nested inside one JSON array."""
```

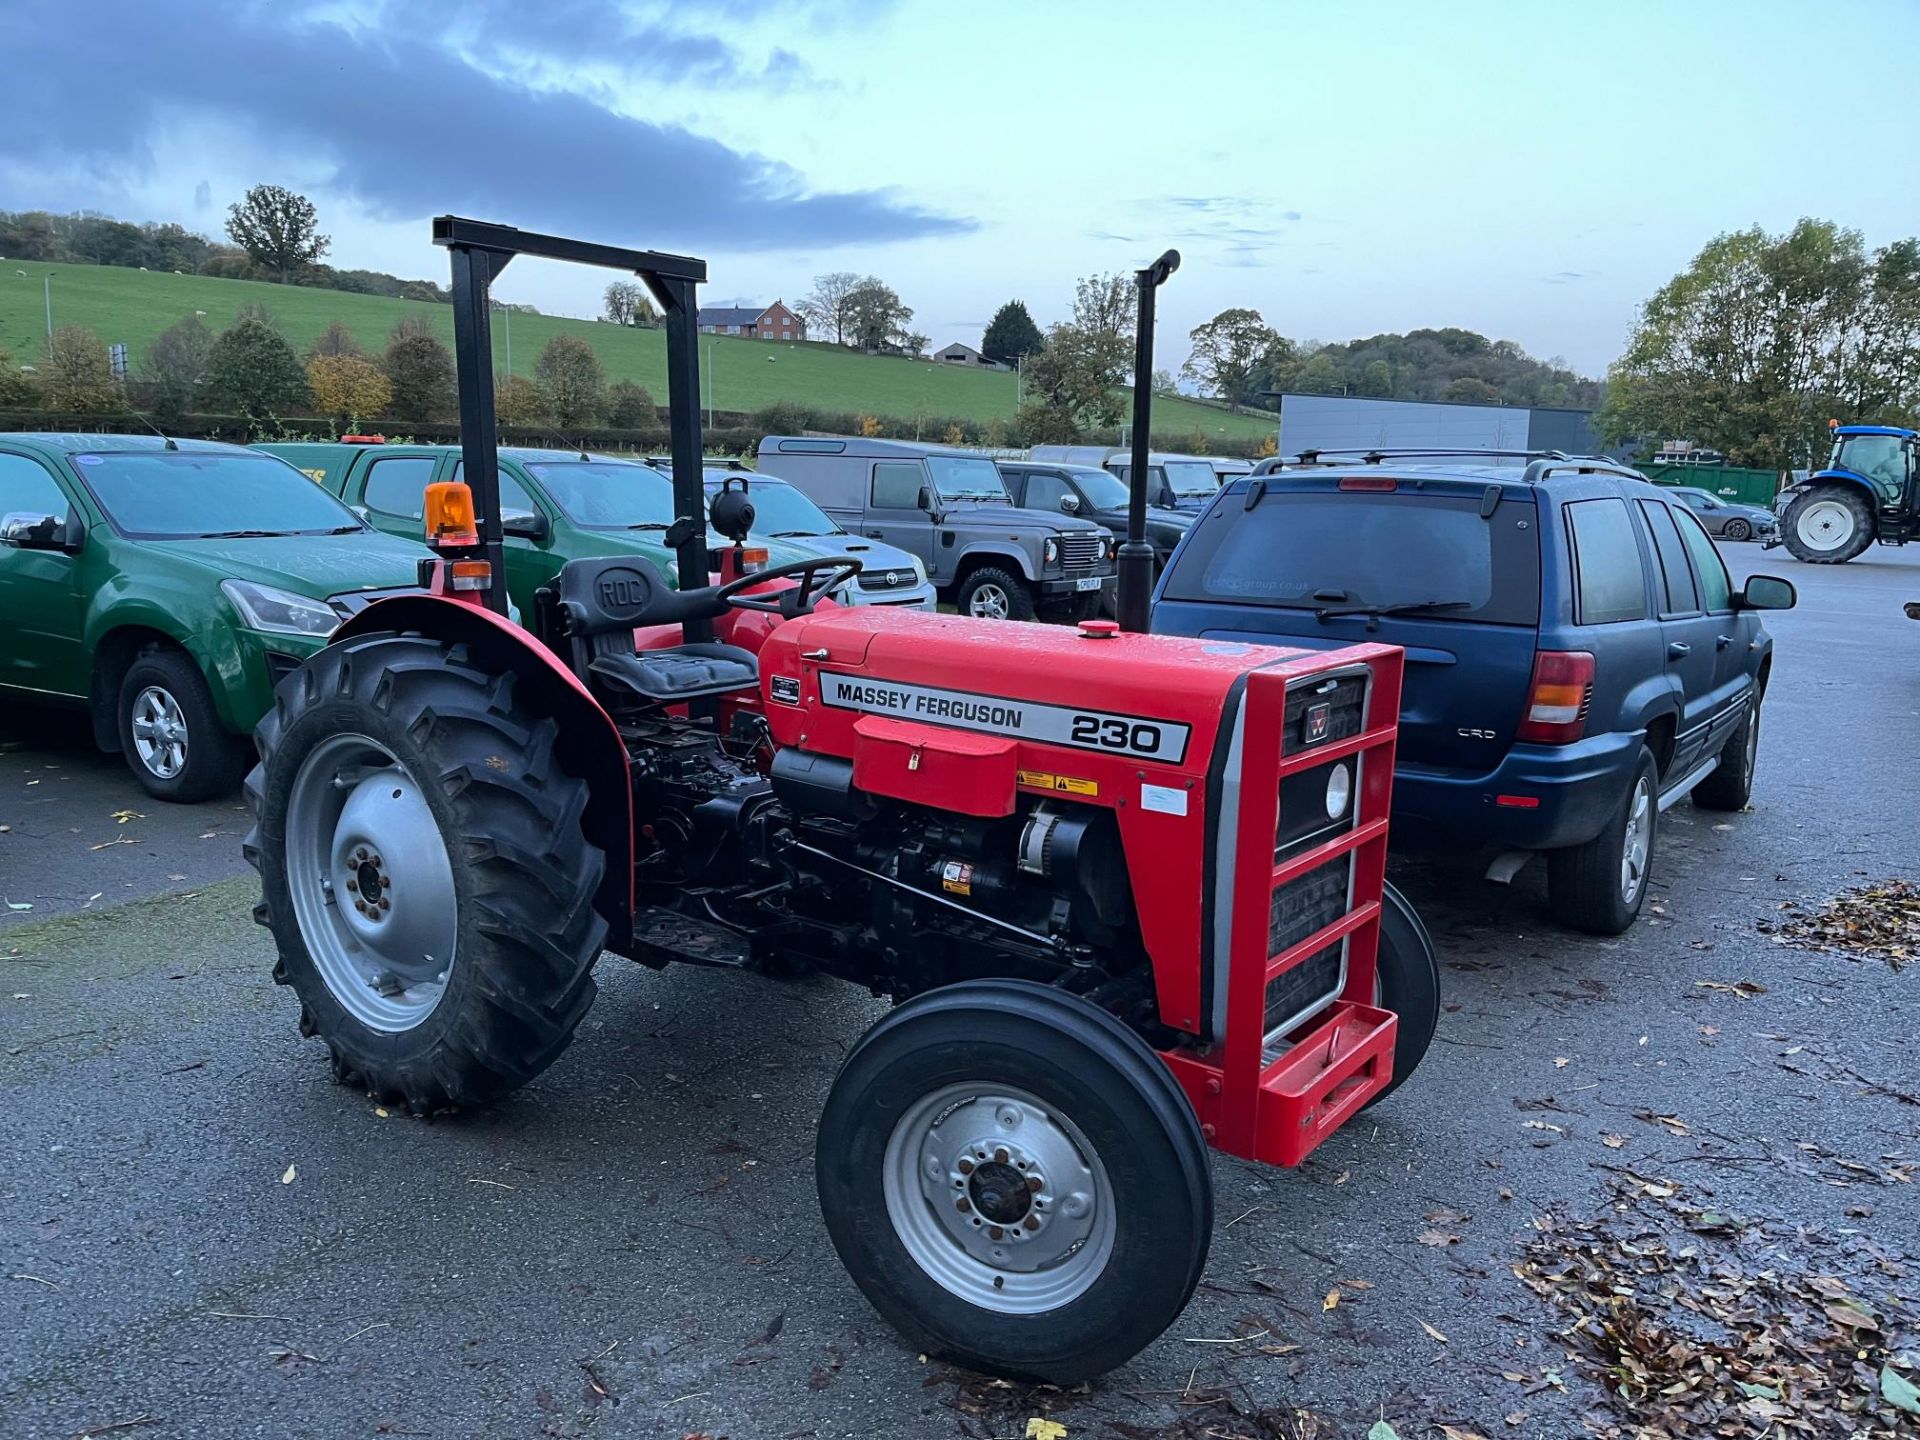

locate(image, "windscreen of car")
[[723, 481, 842, 538], [1831, 433, 1910, 498], [1162, 460, 1218, 498], [1161, 489, 1541, 624], [525, 461, 673, 529], [71, 451, 364, 539], [1070, 468, 1131, 509], [927, 455, 1008, 500]]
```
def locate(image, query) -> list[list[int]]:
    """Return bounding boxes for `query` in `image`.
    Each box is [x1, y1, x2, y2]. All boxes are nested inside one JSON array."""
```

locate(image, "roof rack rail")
[[1249, 446, 1564, 476], [1520, 455, 1647, 485]]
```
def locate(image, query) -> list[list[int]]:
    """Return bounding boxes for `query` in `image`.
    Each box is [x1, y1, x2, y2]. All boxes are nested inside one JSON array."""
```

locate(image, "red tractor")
[[246, 220, 1440, 1382]]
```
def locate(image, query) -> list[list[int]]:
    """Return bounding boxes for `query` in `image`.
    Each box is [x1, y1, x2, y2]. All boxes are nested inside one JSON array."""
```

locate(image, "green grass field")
[[0, 260, 1279, 443]]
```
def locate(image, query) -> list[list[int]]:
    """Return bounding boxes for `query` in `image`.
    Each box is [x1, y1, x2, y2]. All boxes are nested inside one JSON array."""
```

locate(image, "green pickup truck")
[[261, 441, 717, 620], [0, 434, 432, 800]]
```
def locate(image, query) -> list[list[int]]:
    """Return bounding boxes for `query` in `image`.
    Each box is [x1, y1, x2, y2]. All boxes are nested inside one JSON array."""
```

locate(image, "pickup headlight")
[[1044, 538, 1059, 566], [221, 579, 341, 637]]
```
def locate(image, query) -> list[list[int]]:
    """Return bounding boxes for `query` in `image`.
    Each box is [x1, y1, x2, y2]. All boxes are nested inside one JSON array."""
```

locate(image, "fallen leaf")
[[373, 1107, 390, 1119], [1419, 1319, 1449, 1343], [1695, 979, 1767, 998], [1322, 1288, 1340, 1312], [1024, 1420, 1068, 1440], [1332, 1170, 1350, 1186], [1424, 1206, 1470, 1225], [280, 1164, 297, 1185], [1366, 1424, 1402, 1440], [1436, 1428, 1484, 1440], [5, 901, 30, 912], [1553, 1057, 1569, 1068], [1601, 1133, 1628, 1149], [111, 808, 143, 824], [1417, 1229, 1459, 1247], [1522, 1120, 1565, 1135], [1883, 1365, 1920, 1416]]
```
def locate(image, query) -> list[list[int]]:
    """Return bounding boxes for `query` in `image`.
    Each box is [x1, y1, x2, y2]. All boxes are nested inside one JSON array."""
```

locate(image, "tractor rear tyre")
[[244, 632, 607, 1113], [1365, 879, 1441, 1108], [817, 979, 1211, 1383], [1782, 486, 1874, 563]]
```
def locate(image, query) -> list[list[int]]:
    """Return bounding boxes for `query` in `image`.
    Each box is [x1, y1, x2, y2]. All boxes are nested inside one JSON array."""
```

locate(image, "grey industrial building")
[[1275, 393, 1614, 460]]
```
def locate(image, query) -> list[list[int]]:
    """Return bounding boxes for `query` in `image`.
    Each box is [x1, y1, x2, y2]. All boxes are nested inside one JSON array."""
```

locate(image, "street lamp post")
[[1115, 249, 1180, 634]]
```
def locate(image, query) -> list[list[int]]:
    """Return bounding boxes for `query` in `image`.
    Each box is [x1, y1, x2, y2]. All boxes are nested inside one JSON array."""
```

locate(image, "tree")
[[1071, 271, 1135, 388], [1595, 219, 1901, 468], [603, 281, 657, 327], [382, 323, 456, 421], [534, 334, 606, 427], [605, 379, 657, 428], [1357, 359, 1393, 397], [142, 314, 214, 423], [40, 326, 119, 413], [307, 354, 392, 427], [204, 310, 306, 421], [0, 348, 39, 409], [1019, 320, 1128, 434], [1442, 377, 1501, 405], [981, 301, 1045, 367], [1181, 308, 1278, 412], [901, 330, 930, 360], [494, 373, 546, 427], [798, 271, 861, 346], [307, 320, 363, 360], [225, 184, 330, 283], [844, 277, 915, 352], [1151, 368, 1178, 395]]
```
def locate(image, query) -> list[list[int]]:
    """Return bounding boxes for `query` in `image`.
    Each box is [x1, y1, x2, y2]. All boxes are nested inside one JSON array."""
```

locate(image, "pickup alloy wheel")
[[116, 648, 247, 803]]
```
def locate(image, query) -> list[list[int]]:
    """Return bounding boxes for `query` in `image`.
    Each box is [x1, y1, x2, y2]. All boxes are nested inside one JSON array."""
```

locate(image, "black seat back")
[[544, 555, 737, 695]]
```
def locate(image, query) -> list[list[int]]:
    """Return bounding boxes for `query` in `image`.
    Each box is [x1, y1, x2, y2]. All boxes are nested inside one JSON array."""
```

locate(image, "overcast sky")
[[4, 0, 1916, 377]]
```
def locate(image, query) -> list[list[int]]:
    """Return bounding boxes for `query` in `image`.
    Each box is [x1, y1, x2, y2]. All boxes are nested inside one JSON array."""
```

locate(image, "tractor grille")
[[1264, 853, 1351, 1035], [1057, 533, 1104, 570], [1282, 672, 1367, 755]]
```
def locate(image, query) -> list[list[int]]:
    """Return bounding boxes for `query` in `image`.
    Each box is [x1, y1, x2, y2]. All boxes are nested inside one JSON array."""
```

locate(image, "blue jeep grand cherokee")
[[1153, 452, 1797, 935]]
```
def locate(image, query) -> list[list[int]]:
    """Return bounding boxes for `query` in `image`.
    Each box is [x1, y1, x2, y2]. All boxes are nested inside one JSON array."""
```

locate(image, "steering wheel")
[[715, 555, 865, 619]]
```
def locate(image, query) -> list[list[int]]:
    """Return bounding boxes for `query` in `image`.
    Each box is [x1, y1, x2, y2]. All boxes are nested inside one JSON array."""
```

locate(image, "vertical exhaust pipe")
[[1116, 248, 1180, 633]]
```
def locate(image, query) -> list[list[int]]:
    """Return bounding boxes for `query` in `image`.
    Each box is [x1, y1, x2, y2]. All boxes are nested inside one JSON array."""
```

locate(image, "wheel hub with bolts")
[[285, 733, 457, 1033], [129, 685, 189, 779], [886, 1084, 1113, 1314], [1799, 498, 1857, 549]]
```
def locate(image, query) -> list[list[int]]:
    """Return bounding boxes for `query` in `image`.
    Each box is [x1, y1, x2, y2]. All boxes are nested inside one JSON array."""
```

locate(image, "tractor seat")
[[588, 645, 759, 703], [549, 555, 758, 704]]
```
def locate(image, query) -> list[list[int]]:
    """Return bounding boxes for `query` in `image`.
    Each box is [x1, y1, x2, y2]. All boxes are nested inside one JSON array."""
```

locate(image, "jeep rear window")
[[1161, 489, 1541, 624]]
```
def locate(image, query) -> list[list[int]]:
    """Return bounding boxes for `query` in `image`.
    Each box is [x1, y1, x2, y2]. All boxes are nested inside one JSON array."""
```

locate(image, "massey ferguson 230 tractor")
[[246, 219, 1440, 1382]]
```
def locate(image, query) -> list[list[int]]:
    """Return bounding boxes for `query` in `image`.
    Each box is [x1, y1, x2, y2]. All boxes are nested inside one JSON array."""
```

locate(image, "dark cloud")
[[0, 0, 966, 252]]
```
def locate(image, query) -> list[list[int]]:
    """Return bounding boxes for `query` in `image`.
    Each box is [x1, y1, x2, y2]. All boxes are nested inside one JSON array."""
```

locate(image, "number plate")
[[1075, 576, 1105, 592]]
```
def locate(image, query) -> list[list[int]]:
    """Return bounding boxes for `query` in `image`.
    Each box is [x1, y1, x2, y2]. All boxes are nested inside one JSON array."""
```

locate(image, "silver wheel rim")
[[285, 733, 457, 1033], [1743, 707, 1758, 782], [883, 1082, 1115, 1315], [1797, 499, 1856, 550], [130, 685, 189, 779], [1621, 776, 1652, 904], [967, 582, 1012, 619]]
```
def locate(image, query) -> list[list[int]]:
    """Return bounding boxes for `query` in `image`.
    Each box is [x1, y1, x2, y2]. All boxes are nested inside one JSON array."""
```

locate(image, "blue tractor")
[[1775, 422, 1919, 563]]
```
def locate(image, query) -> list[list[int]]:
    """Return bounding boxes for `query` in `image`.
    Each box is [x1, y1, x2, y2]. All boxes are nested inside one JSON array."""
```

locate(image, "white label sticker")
[[1140, 783, 1188, 816]]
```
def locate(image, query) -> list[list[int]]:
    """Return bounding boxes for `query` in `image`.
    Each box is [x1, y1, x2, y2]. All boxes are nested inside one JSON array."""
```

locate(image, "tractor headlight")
[[1324, 762, 1352, 820], [221, 579, 340, 637], [1044, 538, 1059, 566]]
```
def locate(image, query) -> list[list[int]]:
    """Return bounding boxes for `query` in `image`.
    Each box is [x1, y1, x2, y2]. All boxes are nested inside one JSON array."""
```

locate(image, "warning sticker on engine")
[[1017, 769, 1100, 797], [817, 672, 1189, 762]]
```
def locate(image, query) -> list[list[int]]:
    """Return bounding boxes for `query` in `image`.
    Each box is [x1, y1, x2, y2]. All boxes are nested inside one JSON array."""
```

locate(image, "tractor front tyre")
[[244, 632, 607, 1113], [817, 979, 1211, 1384], [1364, 879, 1441, 1108], [1782, 486, 1875, 563]]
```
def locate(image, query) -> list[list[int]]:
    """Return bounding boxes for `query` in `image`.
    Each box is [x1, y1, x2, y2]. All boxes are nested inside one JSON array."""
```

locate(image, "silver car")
[[1665, 486, 1777, 542]]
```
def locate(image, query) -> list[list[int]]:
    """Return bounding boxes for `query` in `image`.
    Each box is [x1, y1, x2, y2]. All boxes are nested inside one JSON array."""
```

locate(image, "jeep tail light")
[[1517, 650, 1594, 744], [423, 480, 478, 549]]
